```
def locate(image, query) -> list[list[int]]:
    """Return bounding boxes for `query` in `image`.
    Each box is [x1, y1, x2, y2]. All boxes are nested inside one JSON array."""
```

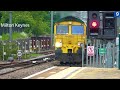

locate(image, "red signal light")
[[90, 20, 99, 28], [92, 21, 97, 27]]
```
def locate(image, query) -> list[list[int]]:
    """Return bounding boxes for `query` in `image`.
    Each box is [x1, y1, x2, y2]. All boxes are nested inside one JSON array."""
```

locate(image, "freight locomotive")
[[54, 16, 87, 64]]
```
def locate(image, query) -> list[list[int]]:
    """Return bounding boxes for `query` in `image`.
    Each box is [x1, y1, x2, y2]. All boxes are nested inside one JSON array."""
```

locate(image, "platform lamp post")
[[9, 11, 12, 57], [0, 36, 5, 61], [18, 42, 20, 50], [3, 42, 6, 61], [9, 11, 12, 41], [51, 11, 53, 49]]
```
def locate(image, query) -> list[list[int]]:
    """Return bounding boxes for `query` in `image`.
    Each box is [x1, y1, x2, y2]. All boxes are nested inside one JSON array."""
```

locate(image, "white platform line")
[[23, 66, 57, 79]]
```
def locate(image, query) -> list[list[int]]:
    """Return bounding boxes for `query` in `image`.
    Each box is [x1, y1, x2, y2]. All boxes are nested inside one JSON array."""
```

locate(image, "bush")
[[2, 32, 29, 41], [0, 41, 18, 61]]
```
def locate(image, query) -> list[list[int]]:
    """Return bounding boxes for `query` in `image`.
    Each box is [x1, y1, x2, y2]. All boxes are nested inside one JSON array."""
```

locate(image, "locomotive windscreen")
[[56, 25, 68, 34], [72, 25, 84, 34]]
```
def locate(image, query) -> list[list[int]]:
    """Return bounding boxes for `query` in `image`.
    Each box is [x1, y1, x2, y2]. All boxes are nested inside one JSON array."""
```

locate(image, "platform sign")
[[87, 46, 94, 56], [4, 52, 6, 55], [99, 48, 106, 55], [17, 50, 22, 57], [114, 11, 120, 17]]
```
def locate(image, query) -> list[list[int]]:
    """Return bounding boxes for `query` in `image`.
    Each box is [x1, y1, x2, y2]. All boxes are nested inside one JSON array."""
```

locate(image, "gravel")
[[0, 61, 59, 79], [0, 68, 16, 75]]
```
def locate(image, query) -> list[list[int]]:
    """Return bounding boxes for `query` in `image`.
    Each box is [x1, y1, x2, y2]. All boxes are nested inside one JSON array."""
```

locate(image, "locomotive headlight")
[[55, 42, 62, 47], [78, 42, 84, 47], [78, 42, 81, 46]]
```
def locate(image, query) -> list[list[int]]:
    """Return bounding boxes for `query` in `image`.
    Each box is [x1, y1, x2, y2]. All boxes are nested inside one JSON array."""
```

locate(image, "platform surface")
[[66, 67, 120, 79]]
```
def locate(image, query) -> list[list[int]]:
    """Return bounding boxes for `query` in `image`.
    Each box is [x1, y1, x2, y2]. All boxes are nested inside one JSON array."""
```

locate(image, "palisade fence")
[[0, 35, 51, 61], [81, 39, 119, 68], [0, 38, 31, 60]]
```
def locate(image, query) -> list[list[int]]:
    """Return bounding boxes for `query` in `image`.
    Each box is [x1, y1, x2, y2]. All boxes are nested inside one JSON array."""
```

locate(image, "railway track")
[[0, 49, 82, 77], [39, 50, 54, 55], [0, 53, 55, 76]]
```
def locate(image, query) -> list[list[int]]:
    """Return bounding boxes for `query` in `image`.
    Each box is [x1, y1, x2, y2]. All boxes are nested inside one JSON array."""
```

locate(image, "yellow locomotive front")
[[54, 16, 86, 64]]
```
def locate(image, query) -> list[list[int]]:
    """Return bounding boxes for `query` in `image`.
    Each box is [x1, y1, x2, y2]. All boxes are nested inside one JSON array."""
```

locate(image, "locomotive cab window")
[[56, 25, 68, 34], [72, 25, 84, 34]]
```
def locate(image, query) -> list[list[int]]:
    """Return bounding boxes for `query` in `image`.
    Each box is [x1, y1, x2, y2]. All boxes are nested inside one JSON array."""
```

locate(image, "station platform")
[[24, 66, 120, 79], [66, 67, 120, 79]]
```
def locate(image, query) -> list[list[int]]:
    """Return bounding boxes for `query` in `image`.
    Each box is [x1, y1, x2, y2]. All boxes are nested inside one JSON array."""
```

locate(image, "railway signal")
[[87, 11, 100, 38], [102, 12, 117, 39]]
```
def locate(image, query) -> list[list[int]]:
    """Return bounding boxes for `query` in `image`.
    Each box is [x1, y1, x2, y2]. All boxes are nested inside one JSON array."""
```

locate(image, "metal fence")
[[82, 39, 118, 68], [0, 36, 52, 60], [3, 36, 51, 53]]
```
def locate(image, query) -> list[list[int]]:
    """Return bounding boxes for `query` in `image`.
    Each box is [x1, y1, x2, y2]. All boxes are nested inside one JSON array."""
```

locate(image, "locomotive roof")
[[55, 16, 85, 24]]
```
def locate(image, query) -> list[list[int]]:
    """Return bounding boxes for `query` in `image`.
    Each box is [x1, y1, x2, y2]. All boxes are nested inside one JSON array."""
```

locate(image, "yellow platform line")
[[46, 67, 80, 79], [65, 67, 87, 79]]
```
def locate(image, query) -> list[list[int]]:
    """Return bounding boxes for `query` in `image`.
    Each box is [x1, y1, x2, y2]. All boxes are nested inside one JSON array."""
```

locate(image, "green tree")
[[0, 11, 52, 38]]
